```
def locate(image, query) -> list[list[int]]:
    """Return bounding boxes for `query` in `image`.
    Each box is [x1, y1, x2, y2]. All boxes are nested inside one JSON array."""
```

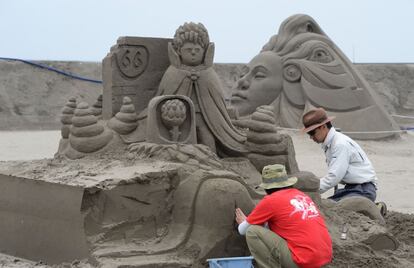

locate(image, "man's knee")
[[246, 225, 263, 237], [246, 225, 265, 245]]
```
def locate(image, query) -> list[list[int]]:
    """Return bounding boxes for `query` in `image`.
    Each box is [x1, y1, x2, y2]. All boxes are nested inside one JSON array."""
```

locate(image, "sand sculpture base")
[[0, 143, 259, 267], [0, 142, 399, 267]]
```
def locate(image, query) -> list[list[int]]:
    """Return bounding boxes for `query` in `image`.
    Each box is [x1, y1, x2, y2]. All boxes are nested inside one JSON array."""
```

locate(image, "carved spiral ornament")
[[283, 64, 301, 82]]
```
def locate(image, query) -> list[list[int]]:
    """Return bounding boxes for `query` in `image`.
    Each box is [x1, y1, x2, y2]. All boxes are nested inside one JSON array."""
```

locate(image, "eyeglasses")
[[307, 127, 318, 137]]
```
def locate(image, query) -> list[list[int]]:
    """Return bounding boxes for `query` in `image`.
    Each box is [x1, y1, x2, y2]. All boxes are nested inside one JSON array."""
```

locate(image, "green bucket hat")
[[259, 164, 297, 190]]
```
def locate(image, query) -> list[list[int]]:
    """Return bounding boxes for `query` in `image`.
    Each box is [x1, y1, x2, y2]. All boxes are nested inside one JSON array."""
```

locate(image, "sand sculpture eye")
[[309, 47, 333, 63]]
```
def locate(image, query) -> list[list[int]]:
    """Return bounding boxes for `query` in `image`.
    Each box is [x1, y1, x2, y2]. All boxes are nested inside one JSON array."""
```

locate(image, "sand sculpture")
[[102, 37, 171, 119], [244, 105, 298, 173], [60, 96, 77, 139], [108, 96, 139, 135], [146, 95, 197, 144], [57, 96, 77, 154], [69, 102, 113, 153], [58, 101, 113, 159], [91, 94, 103, 119], [230, 14, 399, 139], [0, 17, 408, 268], [112, 22, 298, 173], [155, 22, 247, 155]]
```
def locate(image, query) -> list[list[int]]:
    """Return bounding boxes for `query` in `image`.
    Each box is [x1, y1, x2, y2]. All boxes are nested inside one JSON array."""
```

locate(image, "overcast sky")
[[0, 0, 413, 63]]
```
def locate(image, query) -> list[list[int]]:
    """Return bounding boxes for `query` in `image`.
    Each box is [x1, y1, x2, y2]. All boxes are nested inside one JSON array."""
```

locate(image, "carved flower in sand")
[[161, 99, 187, 128]]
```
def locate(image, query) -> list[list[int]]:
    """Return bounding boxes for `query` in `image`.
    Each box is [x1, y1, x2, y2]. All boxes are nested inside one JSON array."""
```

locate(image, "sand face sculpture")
[[230, 14, 399, 139]]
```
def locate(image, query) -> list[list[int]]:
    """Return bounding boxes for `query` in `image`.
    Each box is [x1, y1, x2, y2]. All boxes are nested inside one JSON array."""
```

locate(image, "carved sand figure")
[[91, 94, 103, 119], [59, 101, 113, 159], [156, 22, 247, 156], [244, 105, 299, 174], [108, 96, 138, 135], [120, 22, 297, 172], [231, 14, 399, 139], [60, 96, 77, 139], [146, 95, 197, 144], [57, 96, 77, 154]]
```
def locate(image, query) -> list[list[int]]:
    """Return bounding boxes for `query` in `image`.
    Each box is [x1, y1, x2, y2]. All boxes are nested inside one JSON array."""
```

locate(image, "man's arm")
[[320, 143, 350, 193]]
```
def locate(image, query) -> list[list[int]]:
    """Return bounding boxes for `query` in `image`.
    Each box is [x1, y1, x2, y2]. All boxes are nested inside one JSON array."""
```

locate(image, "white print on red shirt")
[[289, 195, 319, 220]]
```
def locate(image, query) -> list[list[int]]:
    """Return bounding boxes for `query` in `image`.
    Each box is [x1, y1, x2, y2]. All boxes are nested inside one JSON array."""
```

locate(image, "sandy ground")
[[0, 131, 60, 161]]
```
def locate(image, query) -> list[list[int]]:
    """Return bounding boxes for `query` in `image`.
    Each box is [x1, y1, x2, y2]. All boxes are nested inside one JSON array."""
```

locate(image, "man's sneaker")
[[376, 201, 387, 217]]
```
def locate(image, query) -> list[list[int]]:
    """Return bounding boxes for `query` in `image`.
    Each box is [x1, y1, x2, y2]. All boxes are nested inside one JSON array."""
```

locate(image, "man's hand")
[[235, 208, 247, 224]]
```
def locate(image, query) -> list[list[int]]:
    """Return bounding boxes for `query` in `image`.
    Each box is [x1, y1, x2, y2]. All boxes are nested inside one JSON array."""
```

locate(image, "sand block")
[[102, 36, 171, 119], [0, 155, 256, 267], [0, 174, 88, 264], [0, 160, 180, 265]]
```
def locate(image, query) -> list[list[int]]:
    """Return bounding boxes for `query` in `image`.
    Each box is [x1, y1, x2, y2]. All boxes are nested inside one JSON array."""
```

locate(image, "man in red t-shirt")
[[235, 164, 332, 268]]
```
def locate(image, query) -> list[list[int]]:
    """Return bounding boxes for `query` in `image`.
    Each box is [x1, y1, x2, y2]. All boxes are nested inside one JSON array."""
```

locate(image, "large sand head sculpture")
[[231, 14, 399, 139]]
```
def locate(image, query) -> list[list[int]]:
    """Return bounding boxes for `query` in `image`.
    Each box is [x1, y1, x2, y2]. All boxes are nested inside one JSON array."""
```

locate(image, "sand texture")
[[0, 133, 413, 267]]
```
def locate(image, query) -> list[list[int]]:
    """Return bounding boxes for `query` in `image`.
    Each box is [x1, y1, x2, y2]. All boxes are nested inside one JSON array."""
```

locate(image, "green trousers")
[[246, 225, 298, 268]]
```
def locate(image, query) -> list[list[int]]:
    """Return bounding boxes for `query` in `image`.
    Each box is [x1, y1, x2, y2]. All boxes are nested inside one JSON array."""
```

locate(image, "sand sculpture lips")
[[231, 92, 247, 101]]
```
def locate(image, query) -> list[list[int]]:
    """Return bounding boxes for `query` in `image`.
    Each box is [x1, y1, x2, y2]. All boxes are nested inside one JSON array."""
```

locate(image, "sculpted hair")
[[172, 22, 210, 51], [261, 14, 325, 53]]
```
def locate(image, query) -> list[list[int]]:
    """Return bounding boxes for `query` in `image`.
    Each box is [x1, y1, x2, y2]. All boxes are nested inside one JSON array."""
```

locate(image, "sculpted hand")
[[235, 208, 247, 225]]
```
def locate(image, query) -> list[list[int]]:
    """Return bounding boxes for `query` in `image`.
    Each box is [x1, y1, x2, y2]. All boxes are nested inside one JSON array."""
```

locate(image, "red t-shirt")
[[246, 188, 332, 268]]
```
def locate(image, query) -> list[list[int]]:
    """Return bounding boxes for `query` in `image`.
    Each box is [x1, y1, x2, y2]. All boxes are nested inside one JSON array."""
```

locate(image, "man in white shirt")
[[302, 108, 384, 209]]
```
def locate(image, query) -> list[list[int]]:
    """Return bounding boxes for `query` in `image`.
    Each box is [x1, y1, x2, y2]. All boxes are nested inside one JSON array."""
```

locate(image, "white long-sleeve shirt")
[[238, 220, 250, 235], [319, 127, 377, 193]]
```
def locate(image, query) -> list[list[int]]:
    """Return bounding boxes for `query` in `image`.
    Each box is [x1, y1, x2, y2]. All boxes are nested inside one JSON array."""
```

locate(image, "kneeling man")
[[235, 164, 332, 268]]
